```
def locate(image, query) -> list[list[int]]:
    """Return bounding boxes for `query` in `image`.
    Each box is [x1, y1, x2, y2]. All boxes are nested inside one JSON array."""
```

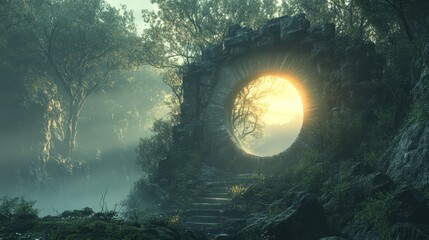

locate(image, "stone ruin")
[[173, 14, 383, 172]]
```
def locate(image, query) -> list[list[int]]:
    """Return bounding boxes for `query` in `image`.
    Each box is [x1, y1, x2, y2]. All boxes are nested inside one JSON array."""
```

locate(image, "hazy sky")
[[105, 0, 158, 32]]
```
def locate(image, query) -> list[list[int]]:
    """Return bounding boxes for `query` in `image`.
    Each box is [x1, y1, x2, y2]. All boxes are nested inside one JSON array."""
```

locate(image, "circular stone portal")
[[231, 75, 304, 157]]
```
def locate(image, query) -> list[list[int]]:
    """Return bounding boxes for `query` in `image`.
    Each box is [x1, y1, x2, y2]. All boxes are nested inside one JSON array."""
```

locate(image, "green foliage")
[[359, 107, 396, 166], [237, 150, 328, 208], [133, 117, 202, 206], [324, 109, 364, 161], [354, 192, 398, 240], [281, 0, 371, 40], [128, 151, 202, 209], [354, 0, 429, 41], [28, 0, 141, 154], [28, 218, 161, 240], [166, 151, 203, 203], [424, 189, 429, 200], [0, 206, 196, 240], [0, 0, 31, 37], [140, 213, 170, 227], [141, 0, 281, 107], [408, 84, 429, 123], [321, 167, 357, 227], [330, 181, 351, 200], [229, 184, 249, 198], [122, 177, 168, 222], [142, 0, 279, 67], [267, 205, 287, 218], [0, 197, 39, 221], [136, 119, 173, 178], [292, 150, 326, 191]]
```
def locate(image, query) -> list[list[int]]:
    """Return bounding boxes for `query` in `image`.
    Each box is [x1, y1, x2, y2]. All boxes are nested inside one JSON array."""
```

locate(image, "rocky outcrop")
[[237, 193, 330, 240], [391, 222, 429, 240], [392, 187, 429, 224], [264, 195, 329, 240], [319, 237, 348, 240], [379, 41, 429, 191], [346, 226, 379, 240], [348, 163, 393, 201]]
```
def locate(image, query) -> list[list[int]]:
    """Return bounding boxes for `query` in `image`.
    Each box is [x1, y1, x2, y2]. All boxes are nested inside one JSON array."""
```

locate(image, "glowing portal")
[[231, 75, 304, 157]]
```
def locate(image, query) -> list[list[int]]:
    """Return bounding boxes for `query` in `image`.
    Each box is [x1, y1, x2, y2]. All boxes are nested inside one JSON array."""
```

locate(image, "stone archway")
[[204, 51, 321, 163], [176, 14, 380, 171]]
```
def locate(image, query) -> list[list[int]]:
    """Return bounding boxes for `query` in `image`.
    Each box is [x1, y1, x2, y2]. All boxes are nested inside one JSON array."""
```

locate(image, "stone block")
[[281, 13, 310, 42], [224, 24, 252, 49], [312, 23, 336, 41], [202, 45, 223, 60]]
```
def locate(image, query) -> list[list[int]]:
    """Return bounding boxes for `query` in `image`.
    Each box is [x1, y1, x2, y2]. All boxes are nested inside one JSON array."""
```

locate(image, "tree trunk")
[[63, 98, 84, 156], [387, 0, 414, 40], [397, 9, 414, 40]]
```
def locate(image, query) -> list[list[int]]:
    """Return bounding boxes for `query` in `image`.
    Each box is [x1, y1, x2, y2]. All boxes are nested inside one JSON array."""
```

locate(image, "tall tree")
[[354, 0, 429, 41], [141, 0, 280, 108], [281, 0, 372, 40], [32, 0, 140, 155], [0, 0, 30, 37]]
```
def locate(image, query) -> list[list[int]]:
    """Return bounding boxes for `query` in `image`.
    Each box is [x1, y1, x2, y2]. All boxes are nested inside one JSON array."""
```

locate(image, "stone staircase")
[[180, 174, 253, 239]]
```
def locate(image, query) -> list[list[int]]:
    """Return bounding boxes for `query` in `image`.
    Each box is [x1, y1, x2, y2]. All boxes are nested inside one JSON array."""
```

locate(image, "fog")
[[0, 67, 170, 216], [248, 117, 303, 157]]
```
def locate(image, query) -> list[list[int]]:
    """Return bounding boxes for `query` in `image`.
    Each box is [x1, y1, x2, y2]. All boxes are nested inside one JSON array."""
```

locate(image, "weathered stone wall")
[[175, 14, 382, 171]]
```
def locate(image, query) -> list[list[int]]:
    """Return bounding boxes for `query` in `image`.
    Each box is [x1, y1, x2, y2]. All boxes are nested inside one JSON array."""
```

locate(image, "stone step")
[[199, 197, 231, 203], [204, 192, 231, 198], [180, 174, 257, 238], [191, 202, 226, 209], [224, 217, 247, 224], [207, 187, 230, 192], [181, 209, 222, 217], [205, 182, 246, 188], [182, 215, 224, 223], [183, 221, 221, 229], [205, 176, 254, 183]]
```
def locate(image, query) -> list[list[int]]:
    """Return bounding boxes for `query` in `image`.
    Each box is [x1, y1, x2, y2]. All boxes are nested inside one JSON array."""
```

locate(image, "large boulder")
[[319, 237, 348, 240], [238, 193, 329, 240], [346, 226, 379, 240], [280, 13, 310, 42], [392, 187, 429, 224], [324, 162, 393, 207], [348, 171, 393, 202], [391, 222, 429, 240]]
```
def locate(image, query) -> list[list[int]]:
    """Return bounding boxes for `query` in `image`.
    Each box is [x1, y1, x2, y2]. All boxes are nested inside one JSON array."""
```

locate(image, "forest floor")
[[0, 214, 207, 240]]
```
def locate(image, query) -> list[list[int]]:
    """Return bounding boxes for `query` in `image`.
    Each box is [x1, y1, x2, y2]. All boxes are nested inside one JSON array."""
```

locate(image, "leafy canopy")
[[141, 0, 281, 105]]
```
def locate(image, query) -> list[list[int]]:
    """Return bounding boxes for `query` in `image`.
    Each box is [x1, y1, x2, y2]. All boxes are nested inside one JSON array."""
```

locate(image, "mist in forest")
[[0, 66, 170, 216]]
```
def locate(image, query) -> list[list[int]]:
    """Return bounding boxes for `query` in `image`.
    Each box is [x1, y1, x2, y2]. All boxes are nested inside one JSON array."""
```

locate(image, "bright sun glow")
[[232, 75, 304, 157], [261, 77, 304, 125]]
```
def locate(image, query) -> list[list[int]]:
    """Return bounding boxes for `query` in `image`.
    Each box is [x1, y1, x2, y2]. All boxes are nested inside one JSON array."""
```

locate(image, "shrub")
[[292, 150, 326, 191], [136, 119, 173, 179], [359, 107, 396, 167], [408, 85, 429, 123], [0, 196, 39, 221], [140, 213, 170, 227], [122, 178, 166, 222], [230, 184, 249, 198], [354, 192, 399, 240]]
